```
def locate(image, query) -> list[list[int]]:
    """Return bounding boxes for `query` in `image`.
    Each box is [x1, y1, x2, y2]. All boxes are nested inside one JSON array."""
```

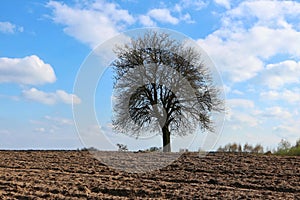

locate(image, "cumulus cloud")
[[214, 0, 231, 9], [31, 115, 74, 134], [260, 89, 300, 104], [198, 26, 300, 83], [225, 98, 259, 129], [34, 127, 46, 133], [198, 1, 300, 83], [141, 7, 195, 26], [0, 21, 23, 34], [22, 88, 81, 105], [226, 1, 300, 29], [226, 110, 259, 128], [260, 60, 300, 89], [175, 0, 207, 11], [47, 0, 134, 48], [273, 123, 300, 136], [145, 0, 202, 26], [198, 30, 264, 82], [44, 115, 74, 126], [139, 15, 156, 27], [147, 8, 179, 25], [257, 106, 293, 120], [227, 98, 255, 109], [0, 55, 56, 85]]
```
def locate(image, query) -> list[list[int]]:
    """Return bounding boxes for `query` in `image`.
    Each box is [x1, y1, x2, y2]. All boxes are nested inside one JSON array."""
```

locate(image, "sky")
[[0, 0, 300, 151]]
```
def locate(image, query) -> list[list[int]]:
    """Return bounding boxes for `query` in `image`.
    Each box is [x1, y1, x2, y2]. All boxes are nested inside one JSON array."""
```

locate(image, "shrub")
[[274, 138, 300, 156], [149, 147, 161, 152], [275, 139, 291, 155], [80, 147, 98, 151], [288, 147, 300, 156]]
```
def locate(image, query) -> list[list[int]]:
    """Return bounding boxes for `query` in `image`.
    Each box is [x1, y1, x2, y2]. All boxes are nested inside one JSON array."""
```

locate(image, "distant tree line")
[[218, 138, 300, 156], [78, 138, 300, 156], [217, 143, 264, 154]]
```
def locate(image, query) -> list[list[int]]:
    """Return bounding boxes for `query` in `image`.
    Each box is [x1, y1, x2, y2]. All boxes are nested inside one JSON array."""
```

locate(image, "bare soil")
[[0, 150, 299, 199]]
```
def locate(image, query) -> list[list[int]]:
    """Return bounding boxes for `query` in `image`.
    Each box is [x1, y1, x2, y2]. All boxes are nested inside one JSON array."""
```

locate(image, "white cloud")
[[148, 8, 179, 25], [260, 89, 300, 104], [198, 26, 300, 83], [227, 110, 259, 128], [0, 55, 56, 85], [0, 21, 23, 34], [257, 106, 292, 120], [22, 88, 81, 105], [34, 127, 46, 133], [48, 1, 201, 46], [198, 32, 264, 82], [273, 124, 300, 136], [47, 0, 135, 48], [198, 1, 300, 83], [232, 89, 243, 95], [44, 115, 74, 126], [180, 13, 194, 24], [271, 114, 300, 142], [261, 60, 300, 89], [139, 15, 156, 27], [214, 0, 231, 9], [143, 6, 195, 26], [176, 0, 207, 11], [226, 1, 300, 29], [31, 115, 74, 134], [225, 98, 259, 129], [223, 85, 231, 94], [227, 98, 255, 109]]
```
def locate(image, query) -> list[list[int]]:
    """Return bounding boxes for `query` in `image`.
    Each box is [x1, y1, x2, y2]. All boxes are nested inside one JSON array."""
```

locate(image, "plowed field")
[[0, 151, 299, 199]]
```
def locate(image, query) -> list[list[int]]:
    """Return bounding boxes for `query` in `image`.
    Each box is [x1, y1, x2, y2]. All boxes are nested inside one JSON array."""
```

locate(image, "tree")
[[229, 143, 238, 152], [276, 139, 291, 155], [278, 139, 291, 151], [252, 144, 264, 154], [243, 143, 253, 153], [238, 144, 242, 152], [112, 31, 223, 152], [295, 138, 300, 148], [116, 143, 128, 151]]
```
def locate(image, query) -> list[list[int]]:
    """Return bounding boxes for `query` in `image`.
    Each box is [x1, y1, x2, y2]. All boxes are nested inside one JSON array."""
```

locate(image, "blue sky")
[[0, 0, 300, 151]]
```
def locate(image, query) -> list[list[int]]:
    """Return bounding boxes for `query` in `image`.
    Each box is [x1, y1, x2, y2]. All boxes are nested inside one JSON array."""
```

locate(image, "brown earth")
[[0, 150, 299, 199]]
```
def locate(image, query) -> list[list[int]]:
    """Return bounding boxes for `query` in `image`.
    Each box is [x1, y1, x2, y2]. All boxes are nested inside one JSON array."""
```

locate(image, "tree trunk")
[[162, 125, 171, 152]]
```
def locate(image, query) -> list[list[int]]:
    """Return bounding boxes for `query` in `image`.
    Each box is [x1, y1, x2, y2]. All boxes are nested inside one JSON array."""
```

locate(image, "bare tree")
[[112, 31, 223, 152], [229, 143, 238, 152], [276, 139, 291, 153], [238, 144, 242, 152], [252, 144, 264, 154], [243, 143, 253, 153]]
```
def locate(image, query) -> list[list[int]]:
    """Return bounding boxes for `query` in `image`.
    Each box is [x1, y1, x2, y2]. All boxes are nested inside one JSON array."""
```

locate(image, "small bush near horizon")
[[148, 147, 161, 152], [80, 147, 98, 151]]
